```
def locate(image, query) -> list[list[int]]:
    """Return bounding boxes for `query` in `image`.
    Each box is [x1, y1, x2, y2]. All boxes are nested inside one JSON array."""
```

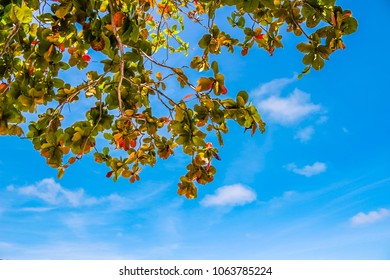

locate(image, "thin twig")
[[56, 70, 110, 113], [290, 0, 312, 42], [0, 22, 21, 57], [139, 49, 197, 92]]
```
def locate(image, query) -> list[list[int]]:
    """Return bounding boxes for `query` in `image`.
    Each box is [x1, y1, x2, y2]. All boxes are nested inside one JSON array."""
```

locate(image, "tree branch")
[[108, 0, 125, 116]]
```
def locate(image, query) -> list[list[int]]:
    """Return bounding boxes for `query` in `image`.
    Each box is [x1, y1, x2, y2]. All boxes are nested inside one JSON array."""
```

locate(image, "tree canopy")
[[0, 0, 357, 198]]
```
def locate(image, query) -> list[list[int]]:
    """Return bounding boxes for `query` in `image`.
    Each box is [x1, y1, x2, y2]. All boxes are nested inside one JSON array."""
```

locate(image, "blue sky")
[[1, 0, 390, 259]]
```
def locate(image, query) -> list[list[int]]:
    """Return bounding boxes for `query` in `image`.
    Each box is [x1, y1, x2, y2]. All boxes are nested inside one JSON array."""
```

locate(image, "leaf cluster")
[[0, 0, 357, 198]]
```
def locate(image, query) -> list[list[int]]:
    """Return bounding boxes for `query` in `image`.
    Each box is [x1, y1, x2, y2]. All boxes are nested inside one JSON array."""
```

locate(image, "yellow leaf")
[[44, 44, 54, 62], [72, 132, 82, 142], [105, 24, 113, 32], [122, 169, 132, 178]]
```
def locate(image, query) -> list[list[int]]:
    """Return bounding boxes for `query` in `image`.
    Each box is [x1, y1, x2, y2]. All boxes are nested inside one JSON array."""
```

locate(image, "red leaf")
[[331, 13, 337, 26], [58, 43, 65, 52], [31, 40, 39, 45], [241, 47, 248, 56], [255, 34, 264, 40], [106, 171, 113, 178], [82, 54, 91, 62], [206, 142, 213, 149], [183, 93, 195, 100], [130, 139, 137, 148], [221, 85, 228, 95]]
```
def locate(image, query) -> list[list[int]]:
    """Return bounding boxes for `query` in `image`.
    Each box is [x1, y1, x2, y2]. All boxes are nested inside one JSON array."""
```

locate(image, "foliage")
[[0, 0, 357, 198]]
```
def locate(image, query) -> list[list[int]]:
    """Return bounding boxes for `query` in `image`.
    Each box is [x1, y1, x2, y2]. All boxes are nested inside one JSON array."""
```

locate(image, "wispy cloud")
[[251, 76, 296, 97], [350, 208, 390, 226], [266, 191, 299, 209], [223, 138, 272, 184], [257, 89, 322, 125], [201, 184, 257, 207], [294, 126, 315, 143], [7, 178, 98, 207], [6, 178, 171, 213], [316, 116, 328, 124], [285, 162, 327, 177], [19, 207, 54, 212], [0, 241, 139, 260]]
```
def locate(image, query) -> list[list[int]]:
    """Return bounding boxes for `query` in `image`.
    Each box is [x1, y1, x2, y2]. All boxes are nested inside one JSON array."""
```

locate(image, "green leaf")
[[198, 34, 211, 49], [341, 17, 358, 35], [322, 0, 336, 7], [306, 14, 321, 28], [237, 16, 245, 28], [192, 136, 206, 147], [12, 4, 33, 23], [237, 91, 249, 103], [211, 61, 219, 75], [297, 42, 313, 53], [55, 3, 72, 19], [242, 0, 260, 13], [303, 53, 314, 65], [52, 78, 64, 88], [312, 55, 325, 70]]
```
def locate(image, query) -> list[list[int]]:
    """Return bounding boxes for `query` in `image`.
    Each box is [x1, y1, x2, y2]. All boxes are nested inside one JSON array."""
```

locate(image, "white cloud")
[[286, 162, 327, 177], [294, 126, 315, 143], [350, 208, 390, 226], [7, 178, 97, 207], [258, 89, 321, 125], [6, 178, 168, 211], [6, 178, 123, 208], [200, 184, 256, 207], [251, 76, 296, 97]]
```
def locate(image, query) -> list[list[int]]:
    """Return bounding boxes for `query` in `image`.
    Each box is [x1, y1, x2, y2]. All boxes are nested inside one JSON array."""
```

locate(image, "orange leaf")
[[113, 12, 126, 27], [0, 83, 7, 92], [196, 77, 214, 92]]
